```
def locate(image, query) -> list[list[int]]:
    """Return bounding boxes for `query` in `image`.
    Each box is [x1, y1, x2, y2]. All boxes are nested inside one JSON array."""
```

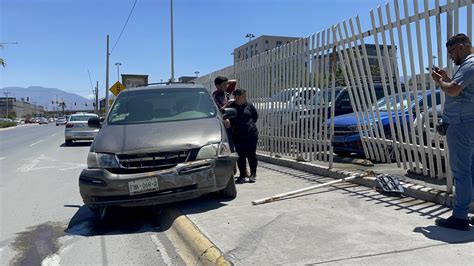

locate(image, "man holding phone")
[[431, 33, 474, 231]]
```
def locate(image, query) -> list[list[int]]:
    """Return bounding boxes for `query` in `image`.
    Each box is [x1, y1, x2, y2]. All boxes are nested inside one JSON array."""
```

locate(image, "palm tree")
[[0, 44, 5, 67]]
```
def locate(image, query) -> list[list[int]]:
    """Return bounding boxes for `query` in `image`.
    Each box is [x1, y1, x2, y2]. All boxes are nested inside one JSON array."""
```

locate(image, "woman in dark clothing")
[[228, 89, 259, 183]]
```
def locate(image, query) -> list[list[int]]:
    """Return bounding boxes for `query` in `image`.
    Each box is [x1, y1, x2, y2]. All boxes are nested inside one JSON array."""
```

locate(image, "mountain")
[[0, 86, 94, 111]]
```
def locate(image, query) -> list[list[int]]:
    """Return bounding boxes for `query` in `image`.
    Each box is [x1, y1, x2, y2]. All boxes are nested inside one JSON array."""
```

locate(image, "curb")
[[257, 153, 474, 213], [159, 206, 231, 266]]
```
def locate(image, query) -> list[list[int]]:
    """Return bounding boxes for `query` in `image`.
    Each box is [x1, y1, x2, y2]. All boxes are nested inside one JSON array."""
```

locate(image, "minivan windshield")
[[107, 88, 217, 125]]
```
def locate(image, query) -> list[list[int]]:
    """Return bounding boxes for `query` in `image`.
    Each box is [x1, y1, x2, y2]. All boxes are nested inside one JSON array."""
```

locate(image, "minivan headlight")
[[87, 152, 120, 169], [196, 142, 231, 160]]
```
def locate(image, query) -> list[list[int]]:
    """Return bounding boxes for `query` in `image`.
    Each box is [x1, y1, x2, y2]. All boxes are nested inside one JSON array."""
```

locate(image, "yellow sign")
[[109, 81, 126, 96]]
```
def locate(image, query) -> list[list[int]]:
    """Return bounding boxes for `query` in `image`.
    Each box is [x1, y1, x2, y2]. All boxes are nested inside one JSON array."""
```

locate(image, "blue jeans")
[[446, 122, 474, 219]]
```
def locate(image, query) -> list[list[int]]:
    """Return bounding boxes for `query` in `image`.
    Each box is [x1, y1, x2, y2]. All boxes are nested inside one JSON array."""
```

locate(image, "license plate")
[[128, 177, 159, 195]]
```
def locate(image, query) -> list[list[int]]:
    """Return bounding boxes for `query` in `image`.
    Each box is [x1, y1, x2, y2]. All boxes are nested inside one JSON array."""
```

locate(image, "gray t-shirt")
[[443, 54, 474, 124]]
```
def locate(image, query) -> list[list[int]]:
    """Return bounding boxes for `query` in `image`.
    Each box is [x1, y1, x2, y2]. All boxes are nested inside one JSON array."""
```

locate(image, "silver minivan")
[[79, 84, 238, 212]]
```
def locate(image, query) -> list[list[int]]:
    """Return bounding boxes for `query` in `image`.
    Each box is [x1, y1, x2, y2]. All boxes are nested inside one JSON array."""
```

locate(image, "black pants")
[[234, 138, 258, 177]]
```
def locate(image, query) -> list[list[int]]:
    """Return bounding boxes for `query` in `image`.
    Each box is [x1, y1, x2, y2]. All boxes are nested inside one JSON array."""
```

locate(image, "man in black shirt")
[[229, 89, 259, 183]]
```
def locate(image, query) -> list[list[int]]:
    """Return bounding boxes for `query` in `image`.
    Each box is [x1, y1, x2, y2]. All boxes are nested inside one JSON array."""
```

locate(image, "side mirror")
[[223, 108, 237, 120], [88, 117, 102, 128]]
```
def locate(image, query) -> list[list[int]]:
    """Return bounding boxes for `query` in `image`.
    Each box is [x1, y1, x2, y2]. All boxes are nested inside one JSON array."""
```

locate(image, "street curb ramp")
[[159, 207, 232, 266], [257, 153, 474, 213]]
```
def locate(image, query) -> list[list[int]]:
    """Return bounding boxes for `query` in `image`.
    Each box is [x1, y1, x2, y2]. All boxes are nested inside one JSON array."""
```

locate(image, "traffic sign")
[[109, 81, 126, 96]]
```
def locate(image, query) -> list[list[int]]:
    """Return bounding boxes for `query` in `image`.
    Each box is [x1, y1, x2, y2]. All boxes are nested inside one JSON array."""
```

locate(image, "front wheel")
[[219, 174, 237, 198]]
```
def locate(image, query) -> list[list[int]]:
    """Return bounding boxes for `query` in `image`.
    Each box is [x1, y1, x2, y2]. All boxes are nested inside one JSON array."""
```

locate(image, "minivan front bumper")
[[79, 156, 237, 208]]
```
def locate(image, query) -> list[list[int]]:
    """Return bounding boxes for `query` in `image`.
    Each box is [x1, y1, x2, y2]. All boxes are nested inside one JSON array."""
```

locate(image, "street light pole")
[[170, 0, 175, 82], [115, 62, 122, 81], [3, 92, 10, 118], [245, 33, 255, 43], [194, 71, 199, 78]]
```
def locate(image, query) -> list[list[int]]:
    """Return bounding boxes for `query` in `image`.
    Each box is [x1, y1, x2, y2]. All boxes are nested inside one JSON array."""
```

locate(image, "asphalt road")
[[0, 124, 191, 265], [2, 124, 473, 265]]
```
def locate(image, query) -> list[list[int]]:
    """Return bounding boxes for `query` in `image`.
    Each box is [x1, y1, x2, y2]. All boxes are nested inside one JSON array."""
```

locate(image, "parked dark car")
[[79, 84, 238, 213], [296, 83, 405, 139], [327, 90, 441, 156]]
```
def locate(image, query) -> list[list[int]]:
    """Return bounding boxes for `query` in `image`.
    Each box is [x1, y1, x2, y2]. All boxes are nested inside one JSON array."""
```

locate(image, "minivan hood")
[[92, 117, 223, 154]]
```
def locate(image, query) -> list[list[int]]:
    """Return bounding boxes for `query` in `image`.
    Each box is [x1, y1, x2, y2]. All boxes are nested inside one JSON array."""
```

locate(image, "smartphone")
[[432, 66, 439, 71]]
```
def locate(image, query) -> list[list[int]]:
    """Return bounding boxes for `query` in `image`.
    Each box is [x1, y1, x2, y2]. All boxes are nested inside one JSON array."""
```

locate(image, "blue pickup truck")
[[327, 90, 441, 156]]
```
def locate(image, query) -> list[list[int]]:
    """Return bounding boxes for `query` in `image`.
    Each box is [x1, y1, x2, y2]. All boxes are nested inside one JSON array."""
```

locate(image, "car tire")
[[65, 139, 73, 146], [219, 174, 237, 198]]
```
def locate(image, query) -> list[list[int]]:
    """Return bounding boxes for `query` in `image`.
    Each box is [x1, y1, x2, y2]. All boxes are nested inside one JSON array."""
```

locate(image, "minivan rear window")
[[107, 88, 217, 125]]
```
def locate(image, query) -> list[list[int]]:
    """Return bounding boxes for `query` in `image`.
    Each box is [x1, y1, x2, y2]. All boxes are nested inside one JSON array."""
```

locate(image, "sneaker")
[[249, 175, 257, 183], [435, 216, 470, 231], [469, 216, 474, 226], [235, 177, 245, 184]]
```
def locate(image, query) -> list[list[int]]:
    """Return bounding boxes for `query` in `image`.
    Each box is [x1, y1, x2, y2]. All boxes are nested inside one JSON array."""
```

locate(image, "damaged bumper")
[[79, 156, 236, 208]]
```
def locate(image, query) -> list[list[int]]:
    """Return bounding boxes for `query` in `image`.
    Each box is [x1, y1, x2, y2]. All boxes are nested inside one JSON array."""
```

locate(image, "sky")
[[0, 0, 471, 99]]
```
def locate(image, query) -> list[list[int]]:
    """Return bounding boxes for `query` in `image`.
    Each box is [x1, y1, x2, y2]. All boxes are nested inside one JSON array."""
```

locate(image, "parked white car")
[[65, 113, 99, 145]]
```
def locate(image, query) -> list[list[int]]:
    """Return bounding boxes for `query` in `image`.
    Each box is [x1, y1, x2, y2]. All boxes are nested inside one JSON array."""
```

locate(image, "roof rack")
[[137, 81, 195, 87]]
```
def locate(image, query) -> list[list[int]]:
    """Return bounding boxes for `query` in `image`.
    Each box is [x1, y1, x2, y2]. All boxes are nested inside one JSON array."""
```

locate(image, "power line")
[[87, 69, 95, 94], [110, 0, 138, 54]]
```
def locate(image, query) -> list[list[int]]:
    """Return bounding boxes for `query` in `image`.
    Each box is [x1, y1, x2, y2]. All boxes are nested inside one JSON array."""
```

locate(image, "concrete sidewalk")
[[177, 162, 474, 265]]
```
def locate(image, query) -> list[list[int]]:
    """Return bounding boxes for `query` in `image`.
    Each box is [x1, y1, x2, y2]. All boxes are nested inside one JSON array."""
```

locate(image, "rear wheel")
[[219, 174, 237, 198]]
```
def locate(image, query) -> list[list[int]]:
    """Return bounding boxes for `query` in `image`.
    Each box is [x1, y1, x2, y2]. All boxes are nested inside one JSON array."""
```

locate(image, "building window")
[[265, 40, 269, 50], [276, 41, 282, 47], [238, 51, 241, 59]]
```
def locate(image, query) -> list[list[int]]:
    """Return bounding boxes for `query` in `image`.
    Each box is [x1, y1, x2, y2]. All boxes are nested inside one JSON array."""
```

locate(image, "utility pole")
[[105, 35, 110, 111], [3, 92, 10, 118], [95, 81, 99, 114], [170, 0, 175, 82]]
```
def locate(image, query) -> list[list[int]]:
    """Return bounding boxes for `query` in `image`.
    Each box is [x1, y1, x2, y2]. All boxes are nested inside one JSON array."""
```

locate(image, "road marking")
[[150, 234, 173, 265], [17, 159, 40, 173], [30, 140, 44, 146]]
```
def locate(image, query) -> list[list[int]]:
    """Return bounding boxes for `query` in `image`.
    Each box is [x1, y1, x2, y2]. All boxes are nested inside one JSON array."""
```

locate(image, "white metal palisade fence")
[[194, 0, 473, 193]]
